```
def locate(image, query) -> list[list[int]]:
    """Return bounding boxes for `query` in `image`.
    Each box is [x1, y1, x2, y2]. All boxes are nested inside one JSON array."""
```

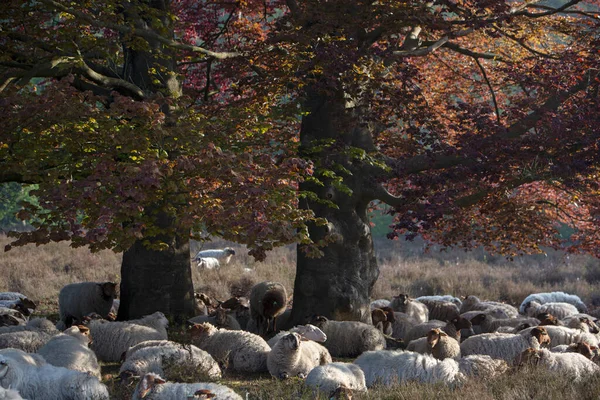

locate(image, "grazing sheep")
[[196, 257, 221, 270], [0, 331, 53, 352], [369, 299, 391, 310], [460, 295, 519, 318], [119, 342, 221, 382], [312, 316, 386, 358], [88, 311, 169, 362], [58, 281, 117, 324], [519, 291, 587, 314], [0, 353, 109, 400], [131, 372, 242, 400], [267, 332, 331, 379], [460, 327, 551, 363], [267, 324, 327, 348], [190, 322, 271, 373], [354, 350, 463, 387], [37, 325, 101, 378], [192, 247, 236, 264], [389, 294, 429, 323], [249, 281, 288, 336], [417, 299, 461, 322], [518, 325, 599, 348], [305, 362, 367, 395], [415, 295, 463, 307], [188, 308, 242, 330], [524, 301, 579, 320], [516, 347, 600, 381], [0, 317, 58, 335], [457, 355, 509, 378]]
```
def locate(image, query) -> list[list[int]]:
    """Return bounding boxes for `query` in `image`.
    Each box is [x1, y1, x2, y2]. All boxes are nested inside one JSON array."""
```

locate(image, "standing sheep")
[[190, 322, 271, 373], [249, 281, 288, 336], [88, 311, 169, 362], [519, 291, 587, 314], [196, 257, 220, 270], [192, 247, 236, 264], [58, 281, 117, 325], [131, 372, 242, 400], [267, 332, 331, 379], [305, 362, 367, 396], [312, 316, 386, 358], [389, 294, 429, 323]]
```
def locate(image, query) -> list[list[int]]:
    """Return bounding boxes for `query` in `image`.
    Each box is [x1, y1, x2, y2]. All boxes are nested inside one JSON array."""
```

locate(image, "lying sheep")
[[58, 281, 117, 324], [457, 354, 509, 378], [220, 296, 251, 330], [190, 322, 271, 373], [460, 295, 519, 318], [407, 328, 461, 360], [524, 301, 579, 320], [0, 293, 27, 301], [389, 294, 429, 323], [0, 330, 53, 352], [0, 317, 58, 335], [460, 327, 551, 363], [267, 324, 327, 348], [468, 313, 541, 334], [188, 308, 242, 330], [415, 295, 463, 307], [369, 299, 391, 310], [519, 291, 587, 314], [0, 298, 36, 317], [123, 340, 183, 360], [267, 332, 331, 379], [37, 325, 101, 378], [249, 281, 288, 336], [196, 257, 220, 270], [390, 312, 418, 341], [0, 348, 47, 367], [0, 352, 109, 400], [192, 247, 236, 264], [0, 308, 27, 327], [312, 316, 386, 358], [371, 309, 393, 336], [354, 350, 463, 387], [404, 316, 472, 344], [518, 325, 599, 348], [119, 342, 221, 382], [131, 372, 242, 400], [305, 362, 367, 396], [88, 311, 168, 362], [417, 299, 460, 322], [516, 347, 600, 381]]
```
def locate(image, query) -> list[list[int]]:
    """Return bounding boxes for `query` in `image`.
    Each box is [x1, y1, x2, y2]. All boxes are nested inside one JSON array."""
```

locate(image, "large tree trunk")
[[289, 91, 379, 325]]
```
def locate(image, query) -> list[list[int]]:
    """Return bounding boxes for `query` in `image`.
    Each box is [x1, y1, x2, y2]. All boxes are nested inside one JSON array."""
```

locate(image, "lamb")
[[131, 372, 242, 400], [312, 316, 386, 358], [267, 324, 327, 348], [416, 299, 460, 322], [519, 291, 587, 314], [460, 295, 519, 318], [267, 332, 331, 379], [190, 322, 271, 373], [516, 347, 600, 381], [389, 294, 429, 323], [37, 325, 101, 378], [249, 281, 288, 336], [119, 342, 221, 382], [0, 352, 109, 400], [188, 308, 242, 330], [87, 311, 169, 362], [196, 257, 220, 270], [460, 326, 551, 363], [523, 301, 579, 320], [353, 350, 464, 387], [305, 362, 367, 396], [192, 247, 236, 264], [0, 330, 53, 352], [415, 295, 463, 307], [58, 281, 117, 325], [518, 325, 599, 348], [0, 317, 58, 335]]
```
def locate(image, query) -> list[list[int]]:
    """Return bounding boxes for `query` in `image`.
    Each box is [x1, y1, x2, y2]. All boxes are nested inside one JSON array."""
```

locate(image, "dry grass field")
[[1, 234, 600, 399]]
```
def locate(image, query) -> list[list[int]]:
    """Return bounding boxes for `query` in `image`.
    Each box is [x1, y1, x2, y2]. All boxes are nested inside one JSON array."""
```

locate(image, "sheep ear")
[[101, 282, 117, 297], [0, 361, 8, 379]]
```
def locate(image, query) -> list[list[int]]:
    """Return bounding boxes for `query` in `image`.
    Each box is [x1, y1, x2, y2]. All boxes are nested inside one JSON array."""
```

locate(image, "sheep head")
[[371, 309, 387, 326], [138, 373, 166, 399], [394, 294, 410, 305], [281, 333, 301, 351], [99, 282, 117, 300], [530, 327, 551, 347], [189, 322, 217, 341]]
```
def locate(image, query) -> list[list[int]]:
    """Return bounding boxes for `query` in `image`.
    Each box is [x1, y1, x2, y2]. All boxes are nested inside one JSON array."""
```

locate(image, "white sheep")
[[457, 354, 509, 378], [192, 247, 236, 264], [37, 325, 101, 378], [518, 325, 599, 348], [267, 332, 331, 379], [524, 301, 579, 320], [0, 293, 27, 301], [407, 328, 461, 360], [267, 324, 327, 348], [123, 340, 183, 360], [249, 281, 288, 336], [119, 342, 221, 382], [460, 327, 551, 363], [58, 281, 117, 324], [516, 347, 600, 381], [312, 316, 386, 358], [0, 308, 27, 327], [0, 331, 53, 352], [88, 311, 168, 362], [131, 372, 242, 400], [0, 386, 24, 400], [460, 295, 519, 318], [190, 322, 271, 373], [415, 295, 463, 307], [0, 318, 58, 335], [353, 350, 464, 387], [305, 362, 367, 396], [188, 308, 242, 330], [196, 257, 221, 270], [519, 291, 587, 314], [0, 349, 46, 368], [0, 352, 109, 400], [468, 313, 540, 334], [0, 299, 36, 317], [389, 294, 429, 323]]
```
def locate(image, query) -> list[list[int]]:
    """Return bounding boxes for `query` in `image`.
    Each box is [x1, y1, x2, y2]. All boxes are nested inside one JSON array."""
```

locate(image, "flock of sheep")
[[0, 247, 599, 399]]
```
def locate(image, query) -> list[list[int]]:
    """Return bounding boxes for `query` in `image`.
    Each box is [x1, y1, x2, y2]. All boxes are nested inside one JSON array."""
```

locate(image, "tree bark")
[[289, 91, 379, 325]]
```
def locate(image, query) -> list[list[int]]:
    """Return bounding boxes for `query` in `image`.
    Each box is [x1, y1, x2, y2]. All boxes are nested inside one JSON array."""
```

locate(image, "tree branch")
[[389, 36, 449, 59], [442, 42, 510, 63], [512, 0, 583, 18], [475, 58, 501, 124], [75, 59, 144, 99]]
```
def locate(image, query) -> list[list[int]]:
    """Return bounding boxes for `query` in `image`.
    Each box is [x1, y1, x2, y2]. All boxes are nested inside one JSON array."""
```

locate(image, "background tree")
[[1, 0, 599, 323]]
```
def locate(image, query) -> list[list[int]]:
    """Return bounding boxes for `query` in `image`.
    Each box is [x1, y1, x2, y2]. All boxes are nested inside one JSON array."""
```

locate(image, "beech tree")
[[1, 1, 599, 323]]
